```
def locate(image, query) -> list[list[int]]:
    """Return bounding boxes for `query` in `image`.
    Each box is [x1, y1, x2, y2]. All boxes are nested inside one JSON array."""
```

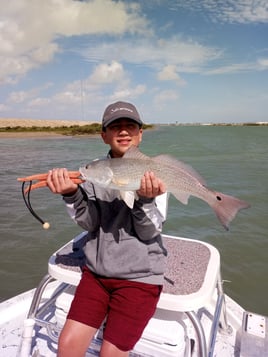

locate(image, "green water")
[[0, 125, 267, 314]]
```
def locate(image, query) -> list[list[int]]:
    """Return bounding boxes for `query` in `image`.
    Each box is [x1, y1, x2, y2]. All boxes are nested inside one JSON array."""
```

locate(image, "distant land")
[[0, 118, 94, 128], [0, 118, 267, 128], [0, 118, 151, 138], [161, 121, 268, 126]]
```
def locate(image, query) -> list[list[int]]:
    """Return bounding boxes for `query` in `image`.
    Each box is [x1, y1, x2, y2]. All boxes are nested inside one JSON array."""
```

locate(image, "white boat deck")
[[1, 233, 267, 357], [47, 233, 223, 356], [50, 233, 220, 309]]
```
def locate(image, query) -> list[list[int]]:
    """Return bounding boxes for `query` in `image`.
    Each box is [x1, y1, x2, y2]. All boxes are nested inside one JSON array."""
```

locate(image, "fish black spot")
[[216, 196, 222, 201]]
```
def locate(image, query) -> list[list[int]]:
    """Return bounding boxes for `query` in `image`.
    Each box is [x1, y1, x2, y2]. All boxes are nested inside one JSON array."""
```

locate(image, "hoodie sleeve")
[[131, 193, 168, 241], [62, 184, 100, 232]]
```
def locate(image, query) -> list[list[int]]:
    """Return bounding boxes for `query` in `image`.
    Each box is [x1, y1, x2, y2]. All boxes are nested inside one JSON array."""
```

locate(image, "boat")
[[1, 232, 267, 357]]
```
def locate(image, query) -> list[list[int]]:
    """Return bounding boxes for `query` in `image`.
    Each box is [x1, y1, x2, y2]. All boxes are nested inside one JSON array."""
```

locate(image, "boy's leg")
[[58, 319, 97, 357], [58, 267, 109, 356], [103, 280, 162, 352], [100, 340, 129, 357]]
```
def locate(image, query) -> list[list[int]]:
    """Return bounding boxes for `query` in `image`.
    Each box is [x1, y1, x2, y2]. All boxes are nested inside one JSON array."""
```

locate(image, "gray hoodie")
[[63, 171, 168, 286]]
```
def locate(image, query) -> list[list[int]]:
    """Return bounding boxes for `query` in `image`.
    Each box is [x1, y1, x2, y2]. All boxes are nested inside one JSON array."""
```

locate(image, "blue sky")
[[0, 0, 268, 124]]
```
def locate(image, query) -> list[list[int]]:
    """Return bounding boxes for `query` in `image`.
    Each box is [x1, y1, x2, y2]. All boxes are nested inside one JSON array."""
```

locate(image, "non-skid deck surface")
[[54, 234, 211, 296], [163, 238, 210, 295]]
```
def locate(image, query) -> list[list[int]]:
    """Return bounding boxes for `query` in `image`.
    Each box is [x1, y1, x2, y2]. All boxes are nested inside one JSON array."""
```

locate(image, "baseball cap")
[[102, 101, 143, 128]]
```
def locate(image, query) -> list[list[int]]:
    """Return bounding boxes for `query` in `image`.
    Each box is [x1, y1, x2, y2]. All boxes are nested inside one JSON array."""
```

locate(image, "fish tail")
[[210, 192, 250, 230]]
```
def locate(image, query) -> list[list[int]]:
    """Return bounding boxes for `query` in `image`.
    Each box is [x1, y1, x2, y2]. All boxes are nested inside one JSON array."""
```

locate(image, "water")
[[0, 126, 267, 315]]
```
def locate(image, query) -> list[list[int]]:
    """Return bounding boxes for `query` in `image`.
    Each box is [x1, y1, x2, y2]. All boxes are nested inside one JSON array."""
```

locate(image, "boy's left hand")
[[137, 171, 166, 198]]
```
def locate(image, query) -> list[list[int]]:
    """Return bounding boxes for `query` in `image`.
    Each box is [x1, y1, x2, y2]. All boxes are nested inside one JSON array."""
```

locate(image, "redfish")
[[80, 146, 250, 230]]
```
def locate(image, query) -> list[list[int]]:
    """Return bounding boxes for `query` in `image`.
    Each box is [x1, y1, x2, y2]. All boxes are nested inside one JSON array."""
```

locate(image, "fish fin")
[[171, 191, 190, 205], [120, 191, 135, 208], [152, 155, 207, 186], [210, 191, 250, 230], [123, 146, 150, 160], [112, 177, 131, 187]]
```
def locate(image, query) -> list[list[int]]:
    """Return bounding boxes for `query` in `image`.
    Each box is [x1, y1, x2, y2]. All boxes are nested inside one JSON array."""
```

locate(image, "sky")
[[0, 0, 268, 124]]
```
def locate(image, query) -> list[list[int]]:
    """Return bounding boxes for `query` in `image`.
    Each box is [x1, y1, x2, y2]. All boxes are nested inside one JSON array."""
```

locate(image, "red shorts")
[[67, 266, 162, 351]]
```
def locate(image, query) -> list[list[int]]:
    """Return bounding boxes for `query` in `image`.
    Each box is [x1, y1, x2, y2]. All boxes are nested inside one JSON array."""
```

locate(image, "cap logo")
[[111, 107, 133, 114]]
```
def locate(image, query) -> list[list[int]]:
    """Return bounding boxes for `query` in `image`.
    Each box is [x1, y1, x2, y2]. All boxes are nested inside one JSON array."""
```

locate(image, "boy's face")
[[101, 118, 143, 157]]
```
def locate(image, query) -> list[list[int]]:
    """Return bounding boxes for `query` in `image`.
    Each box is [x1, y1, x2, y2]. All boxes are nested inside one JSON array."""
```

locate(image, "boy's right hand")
[[47, 168, 78, 195], [137, 171, 166, 198]]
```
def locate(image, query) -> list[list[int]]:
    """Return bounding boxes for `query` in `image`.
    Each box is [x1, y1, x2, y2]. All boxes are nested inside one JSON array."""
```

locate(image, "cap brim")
[[103, 116, 143, 128]]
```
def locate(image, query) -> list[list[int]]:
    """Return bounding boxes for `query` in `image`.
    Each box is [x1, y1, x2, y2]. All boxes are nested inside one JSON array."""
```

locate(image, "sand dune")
[[0, 118, 96, 128]]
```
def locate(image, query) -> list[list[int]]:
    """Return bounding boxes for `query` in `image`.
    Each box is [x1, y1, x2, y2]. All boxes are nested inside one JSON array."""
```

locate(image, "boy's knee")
[[100, 339, 129, 357], [57, 331, 75, 356], [57, 320, 96, 357]]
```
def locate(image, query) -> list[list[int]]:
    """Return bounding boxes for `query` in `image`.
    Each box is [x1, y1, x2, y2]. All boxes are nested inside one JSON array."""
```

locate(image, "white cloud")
[[46, 0, 147, 36], [157, 65, 187, 85], [58, 62, 146, 110], [7, 83, 53, 104], [215, 0, 268, 24], [62, 61, 133, 101], [110, 84, 146, 101], [205, 63, 254, 75], [153, 89, 179, 109], [204, 57, 268, 75], [0, 54, 51, 85], [89, 61, 126, 84], [258, 58, 268, 68], [54, 91, 82, 105], [28, 97, 51, 107], [158, 65, 178, 81], [8, 91, 32, 104], [173, 0, 268, 24], [0, 0, 148, 84], [0, 103, 9, 112], [81, 37, 221, 72]]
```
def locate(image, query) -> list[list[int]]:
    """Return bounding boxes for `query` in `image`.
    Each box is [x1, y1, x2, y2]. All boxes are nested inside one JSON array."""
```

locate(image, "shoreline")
[[0, 119, 101, 138], [0, 119, 100, 138], [0, 131, 99, 139], [0, 118, 92, 128], [0, 132, 66, 138]]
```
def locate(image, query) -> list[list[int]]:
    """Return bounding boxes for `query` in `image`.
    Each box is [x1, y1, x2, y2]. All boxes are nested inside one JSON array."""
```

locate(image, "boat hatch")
[[240, 311, 268, 356]]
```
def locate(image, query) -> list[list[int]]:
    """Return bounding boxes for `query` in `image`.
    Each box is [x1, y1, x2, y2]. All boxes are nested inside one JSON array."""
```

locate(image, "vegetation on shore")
[[0, 123, 154, 135], [1, 121, 265, 135], [168, 122, 268, 126]]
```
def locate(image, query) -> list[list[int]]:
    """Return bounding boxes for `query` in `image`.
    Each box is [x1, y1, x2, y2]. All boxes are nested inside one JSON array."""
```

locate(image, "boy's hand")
[[137, 171, 166, 198], [47, 168, 78, 195]]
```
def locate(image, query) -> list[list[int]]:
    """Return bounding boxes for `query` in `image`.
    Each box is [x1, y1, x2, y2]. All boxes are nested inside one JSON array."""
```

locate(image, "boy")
[[47, 101, 168, 357]]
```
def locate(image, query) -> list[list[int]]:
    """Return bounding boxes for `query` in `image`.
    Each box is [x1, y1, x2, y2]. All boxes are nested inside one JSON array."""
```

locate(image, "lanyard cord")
[[21, 181, 50, 229]]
